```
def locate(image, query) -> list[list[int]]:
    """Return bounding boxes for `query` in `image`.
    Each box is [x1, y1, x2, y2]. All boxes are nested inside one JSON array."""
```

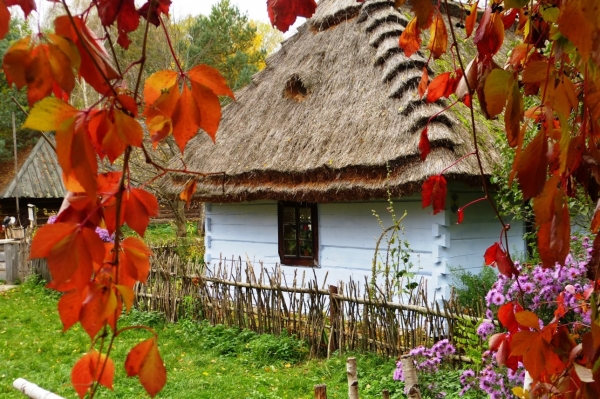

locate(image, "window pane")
[[299, 207, 311, 223], [284, 240, 297, 256], [299, 224, 312, 240], [283, 224, 296, 240], [299, 240, 313, 257], [283, 207, 296, 224]]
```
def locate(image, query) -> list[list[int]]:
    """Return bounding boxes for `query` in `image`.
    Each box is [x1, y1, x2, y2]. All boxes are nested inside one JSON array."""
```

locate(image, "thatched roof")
[[1, 136, 65, 199], [162, 0, 500, 203]]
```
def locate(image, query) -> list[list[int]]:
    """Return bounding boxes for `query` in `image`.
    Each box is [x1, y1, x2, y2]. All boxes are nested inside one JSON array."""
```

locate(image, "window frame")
[[277, 202, 319, 267]]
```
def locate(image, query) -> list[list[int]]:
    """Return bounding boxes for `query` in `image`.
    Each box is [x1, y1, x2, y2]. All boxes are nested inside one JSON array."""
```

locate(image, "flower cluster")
[[47, 215, 114, 243], [484, 236, 592, 324], [393, 339, 456, 382], [459, 352, 525, 398]]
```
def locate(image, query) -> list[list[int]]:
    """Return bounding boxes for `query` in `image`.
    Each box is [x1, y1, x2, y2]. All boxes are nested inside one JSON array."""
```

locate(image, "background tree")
[[0, 19, 37, 163], [182, 0, 269, 90]]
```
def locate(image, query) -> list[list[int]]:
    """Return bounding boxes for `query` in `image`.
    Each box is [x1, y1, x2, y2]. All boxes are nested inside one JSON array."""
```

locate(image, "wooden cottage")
[[163, 0, 526, 299], [0, 136, 65, 226]]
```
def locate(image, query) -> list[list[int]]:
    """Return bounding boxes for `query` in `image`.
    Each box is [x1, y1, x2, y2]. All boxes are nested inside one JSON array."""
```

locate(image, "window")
[[278, 202, 318, 266]]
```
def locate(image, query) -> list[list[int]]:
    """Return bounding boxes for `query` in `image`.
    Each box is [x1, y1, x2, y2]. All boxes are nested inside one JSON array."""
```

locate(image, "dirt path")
[[0, 284, 17, 293]]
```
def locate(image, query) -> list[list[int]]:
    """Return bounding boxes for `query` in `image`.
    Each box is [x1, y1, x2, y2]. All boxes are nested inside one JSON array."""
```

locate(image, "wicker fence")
[[135, 253, 486, 359], [19, 241, 486, 359]]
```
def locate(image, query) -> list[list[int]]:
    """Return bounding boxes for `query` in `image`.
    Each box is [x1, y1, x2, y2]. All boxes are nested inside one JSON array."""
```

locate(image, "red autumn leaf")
[[484, 242, 518, 278], [71, 350, 115, 399], [557, 0, 595, 62], [103, 109, 144, 162], [418, 67, 428, 98], [5, 0, 36, 16], [79, 282, 118, 338], [456, 208, 464, 224], [180, 179, 198, 206], [538, 189, 571, 268], [267, 0, 317, 32], [502, 8, 519, 30], [426, 72, 450, 103], [138, 0, 171, 27], [418, 126, 430, 161], [124, 188, 159, 237], [473, 6, 505, 58], [515, 128, 548, 200], [422, 175, 446, 214], [0, 3, 9, 40], [399, 17, 421, 58], [554, 292, 567, 320], [58, 289, 83, 332], [97, 0, 140, 49], [465, 1, 478, 38], [591, 199, 600, 234], [125, 338, 167, 398], [120, 237, 152, 287], [54, 15, 120, 96], [171, 83, 202, 151], [427, 10, 448, 59], [30, 223, 104, 288], [505, 79, 523, 148]]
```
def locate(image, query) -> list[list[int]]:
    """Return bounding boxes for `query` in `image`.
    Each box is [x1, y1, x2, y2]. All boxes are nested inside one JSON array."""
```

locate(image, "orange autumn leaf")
[[71, 350, 115, 399], [143, 65, 234, 151], [465, 1, 478, 38], [426, 72, 451, 103], [103, 109, 144, 162], [399, 17, 421, 58], [417, 67, 428, 98], [79, 282, 118, 338], [2, 35, 79, 105], [427, 10, 448, 59], [515, 128, 548, 200], [124, 188, 159, 237], [180, 179, 198, 206], [55, 15, 119, 95], [511, 324, 564, 380], [538, 188, 570, 268], [125, 338, 167, 398], [30, 223, 104, 288], [120, 237, 152, 286], [483, 69, 512, 118], [0, 0, 35, 39], [410, 0, 433, 29]]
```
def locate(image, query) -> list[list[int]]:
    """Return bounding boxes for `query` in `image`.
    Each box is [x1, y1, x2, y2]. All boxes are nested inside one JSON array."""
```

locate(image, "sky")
[[169, 0, 272, 23]]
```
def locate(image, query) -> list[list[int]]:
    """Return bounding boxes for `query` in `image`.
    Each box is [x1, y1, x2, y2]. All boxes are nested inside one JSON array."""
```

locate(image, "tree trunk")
[[13, 378, 64, 399], [314, 384, 327, 399], [174, 198, 187, 238]]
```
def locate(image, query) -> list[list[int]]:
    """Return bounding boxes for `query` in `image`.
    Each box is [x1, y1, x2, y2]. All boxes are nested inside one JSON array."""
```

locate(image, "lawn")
[[0, 279, 402, 399]]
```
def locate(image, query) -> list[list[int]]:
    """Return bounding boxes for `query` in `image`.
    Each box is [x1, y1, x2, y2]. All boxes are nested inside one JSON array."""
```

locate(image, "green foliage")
[[450, 266, 497, 308], [454, 320, 485, 368], [182, 0, 267, 90], [247, 330, 308, 365], [0, 19, 38, 163]]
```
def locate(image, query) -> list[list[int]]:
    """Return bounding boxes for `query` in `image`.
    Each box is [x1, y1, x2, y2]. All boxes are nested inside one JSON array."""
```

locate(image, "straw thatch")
[[162, 0, 500, 203]]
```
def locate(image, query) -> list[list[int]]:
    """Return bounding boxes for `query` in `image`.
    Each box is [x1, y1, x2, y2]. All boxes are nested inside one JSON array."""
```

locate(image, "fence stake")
[[381, 389, 390, 399], [314, 384, 327, 399], [347, 357, 359, 399], [401, 355, 422, 399], [13, 378, 64, 399], [328, 285, 339, 357]]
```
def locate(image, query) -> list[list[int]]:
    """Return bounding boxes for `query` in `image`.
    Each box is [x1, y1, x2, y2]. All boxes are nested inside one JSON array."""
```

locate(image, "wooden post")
[[13, 378, 64, 399], [314, 384, 327, 399], [401, 355, 422, 399], [347, 357, 359, 399], [327, 285, 339, 357], [381, 389, 390, 399], [5, 241, 19, 284]]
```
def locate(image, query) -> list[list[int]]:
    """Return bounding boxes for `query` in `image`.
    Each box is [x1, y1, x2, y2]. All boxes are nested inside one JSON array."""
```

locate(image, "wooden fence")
[[134, 255, 486, 359], [19, 242, 485, 359]]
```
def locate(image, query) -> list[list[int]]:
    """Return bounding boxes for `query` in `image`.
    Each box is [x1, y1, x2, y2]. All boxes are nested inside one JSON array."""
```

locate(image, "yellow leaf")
[[23, 97, 77, 131]]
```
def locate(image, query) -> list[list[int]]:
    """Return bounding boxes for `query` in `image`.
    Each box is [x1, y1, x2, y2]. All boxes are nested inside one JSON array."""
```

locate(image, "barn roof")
[[1, 136, 66, 199], [162, 0, 500, 203]]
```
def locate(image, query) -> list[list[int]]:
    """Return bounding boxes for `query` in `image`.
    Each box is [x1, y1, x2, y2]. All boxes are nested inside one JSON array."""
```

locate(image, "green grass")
[[0, 279, 404, 399]]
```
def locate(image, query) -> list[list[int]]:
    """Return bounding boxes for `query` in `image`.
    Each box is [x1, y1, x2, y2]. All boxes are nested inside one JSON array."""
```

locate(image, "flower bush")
[[394, 235, 593, 398]]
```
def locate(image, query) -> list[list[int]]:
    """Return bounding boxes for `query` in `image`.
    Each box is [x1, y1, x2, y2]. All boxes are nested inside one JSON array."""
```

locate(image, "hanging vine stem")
[[442, 0, 512, 254]]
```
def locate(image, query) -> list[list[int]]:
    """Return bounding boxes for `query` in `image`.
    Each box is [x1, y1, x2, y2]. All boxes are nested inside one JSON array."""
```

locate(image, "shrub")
[[247, 330, 308, 365], [450, 266, 497, 308]]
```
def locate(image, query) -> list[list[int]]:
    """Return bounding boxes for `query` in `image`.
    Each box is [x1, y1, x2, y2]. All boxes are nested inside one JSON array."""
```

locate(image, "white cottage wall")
[[203, 190, 527, 302]]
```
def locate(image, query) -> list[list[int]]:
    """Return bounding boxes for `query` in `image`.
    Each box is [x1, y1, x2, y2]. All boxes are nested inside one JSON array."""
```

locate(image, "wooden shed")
[[0, 136, 65, 226]]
